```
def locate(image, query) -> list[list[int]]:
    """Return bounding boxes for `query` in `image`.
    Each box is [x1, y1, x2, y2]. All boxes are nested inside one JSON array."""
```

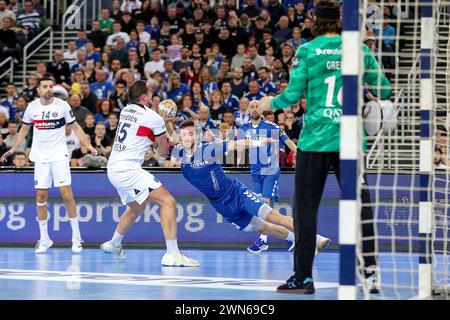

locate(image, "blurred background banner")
[[0, 170, 340, 244]]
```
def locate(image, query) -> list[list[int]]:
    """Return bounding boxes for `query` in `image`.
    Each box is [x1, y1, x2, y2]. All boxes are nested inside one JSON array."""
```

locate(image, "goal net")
[[342, 0, 450, 299]]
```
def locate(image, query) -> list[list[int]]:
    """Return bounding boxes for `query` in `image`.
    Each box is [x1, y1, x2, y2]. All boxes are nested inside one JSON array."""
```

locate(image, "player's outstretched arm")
[[226, 138, 273, 151], [0, 123, 31, 162], [69, 122, 98, 155]]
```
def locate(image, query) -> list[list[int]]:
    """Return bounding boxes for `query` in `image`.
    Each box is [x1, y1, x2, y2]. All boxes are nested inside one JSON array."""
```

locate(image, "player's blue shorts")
[[251, 171, 280, 201], [209, 180, 271, 231]]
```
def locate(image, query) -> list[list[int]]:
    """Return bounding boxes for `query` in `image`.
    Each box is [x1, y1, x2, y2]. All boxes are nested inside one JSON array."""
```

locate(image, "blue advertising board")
[[0, 171, 444, 247], [0, 171, 338, 244]]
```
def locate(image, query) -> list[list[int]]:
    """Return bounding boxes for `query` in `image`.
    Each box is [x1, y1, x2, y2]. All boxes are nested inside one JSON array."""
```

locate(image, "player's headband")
[[314, 6, 341, 20]]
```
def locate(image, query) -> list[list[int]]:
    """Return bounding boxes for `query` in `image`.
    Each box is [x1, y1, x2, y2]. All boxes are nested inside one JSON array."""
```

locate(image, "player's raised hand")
[[259, 96, 274, 112], [0, 148, 15, 163]]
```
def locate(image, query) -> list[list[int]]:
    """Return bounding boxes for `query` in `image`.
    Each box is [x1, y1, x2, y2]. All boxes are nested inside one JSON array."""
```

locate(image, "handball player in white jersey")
[[0, 77, 97, 254], [102, 80, 199, 267]]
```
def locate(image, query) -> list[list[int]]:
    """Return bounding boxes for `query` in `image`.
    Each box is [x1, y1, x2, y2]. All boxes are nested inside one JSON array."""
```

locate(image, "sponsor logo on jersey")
[[33, 118, 66, 130], [292, 56, 299, 67], [315, 48, 342, 56], [52, 112, 59, 118]]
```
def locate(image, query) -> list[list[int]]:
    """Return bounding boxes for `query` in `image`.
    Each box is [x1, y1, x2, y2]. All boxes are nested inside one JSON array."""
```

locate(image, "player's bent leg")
[[149, 186, 199, 267], [264, 209, 294, 232], [243, 217, 295, 243], [247, 196, 271, 253], [100, 201, 143, 260], [102, 201, 144, 255], [35, 189, 53, 254], [148, 186, 177, 241], [264, 210, 331, 254]]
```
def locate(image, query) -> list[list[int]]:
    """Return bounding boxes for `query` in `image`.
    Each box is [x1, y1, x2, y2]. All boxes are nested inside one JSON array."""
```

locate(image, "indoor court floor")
[[0, 247, 436, 300]]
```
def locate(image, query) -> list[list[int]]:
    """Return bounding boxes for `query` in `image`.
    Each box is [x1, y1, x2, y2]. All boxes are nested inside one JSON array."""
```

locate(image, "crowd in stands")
[[0, 0, 408, 168]]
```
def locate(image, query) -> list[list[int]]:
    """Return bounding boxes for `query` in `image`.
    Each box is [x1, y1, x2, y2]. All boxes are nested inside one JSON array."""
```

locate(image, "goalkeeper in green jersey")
[[260, 0, 392, 294]]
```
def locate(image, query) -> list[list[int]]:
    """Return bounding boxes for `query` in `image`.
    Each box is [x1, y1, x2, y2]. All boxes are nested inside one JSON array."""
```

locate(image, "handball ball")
[[158, 100, 177, 119]]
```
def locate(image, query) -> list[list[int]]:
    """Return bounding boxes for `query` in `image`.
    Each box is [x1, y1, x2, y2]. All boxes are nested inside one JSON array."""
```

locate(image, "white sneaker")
[[71, 237, 84, 254], [363, 265, 380, 294], [100, 241, 126, 259], [315, 235, 331, 256], [161, 252, 200, 267], [35, 238, 53, 254]]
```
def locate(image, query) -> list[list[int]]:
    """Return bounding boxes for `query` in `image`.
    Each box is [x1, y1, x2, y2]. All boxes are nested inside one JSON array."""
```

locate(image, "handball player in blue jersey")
[[240, 100, 300, 253], [171, 119, 329, 249]]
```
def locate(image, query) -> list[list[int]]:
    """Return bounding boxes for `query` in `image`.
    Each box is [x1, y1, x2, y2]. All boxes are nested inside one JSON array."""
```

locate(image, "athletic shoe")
[[247, 238, 269, 254], [161, 252, 200, 267], [100, 241, 126, 260], [277, 276, 315, 294], [315, 236, 331, 256], [71, 237, 84, 254], [286, 240, 295, 251], [363, 265, 380, 294], [35, 238, 53, 254]]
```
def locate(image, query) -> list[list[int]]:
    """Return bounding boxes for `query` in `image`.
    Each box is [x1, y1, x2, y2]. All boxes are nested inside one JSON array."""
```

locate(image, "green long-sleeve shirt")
[[270, 35, 392, 152]]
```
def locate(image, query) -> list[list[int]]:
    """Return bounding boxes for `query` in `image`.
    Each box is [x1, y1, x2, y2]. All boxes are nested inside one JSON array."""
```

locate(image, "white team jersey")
[[107, 103, 166, 169], [23, 97, 76, 163]]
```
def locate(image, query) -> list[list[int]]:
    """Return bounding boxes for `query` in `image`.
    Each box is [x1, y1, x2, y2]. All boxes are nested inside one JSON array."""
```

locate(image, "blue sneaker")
[[247, 238, 269, 254], [286, 240, 295, 251]]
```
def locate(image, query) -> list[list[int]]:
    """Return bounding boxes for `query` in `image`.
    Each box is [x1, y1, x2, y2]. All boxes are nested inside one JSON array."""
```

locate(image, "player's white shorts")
[[34, 159, 71, 189], [107, 167, 162, 205]]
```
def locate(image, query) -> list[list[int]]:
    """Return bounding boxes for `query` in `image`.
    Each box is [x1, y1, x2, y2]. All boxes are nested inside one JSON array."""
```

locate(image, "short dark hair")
[[223, 110, 234, 116], [258, 66, 270, 73], [125, 80, 148, 102], [179, 119, 195, 130], [115, 79, 127, 87], [37, 77, 54, 87]]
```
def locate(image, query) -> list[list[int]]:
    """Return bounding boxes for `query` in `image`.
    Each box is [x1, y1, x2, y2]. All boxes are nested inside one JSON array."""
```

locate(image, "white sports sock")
[[69, 217, 81, 240], [260, 234, 268, 243], [38, 219, 49, 240], [111, 230, 124, 247], [166, 239, 180, 255], [285, 231, 295, 242]]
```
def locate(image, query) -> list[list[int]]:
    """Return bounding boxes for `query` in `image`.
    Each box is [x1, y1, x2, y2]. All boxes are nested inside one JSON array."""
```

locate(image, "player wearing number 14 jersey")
[[102, 80, 199, 267], [0, 77, 98, 254]]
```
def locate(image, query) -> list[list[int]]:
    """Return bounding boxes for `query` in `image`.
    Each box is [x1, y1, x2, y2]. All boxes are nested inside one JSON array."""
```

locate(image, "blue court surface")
[[0, 246, 439, 300]]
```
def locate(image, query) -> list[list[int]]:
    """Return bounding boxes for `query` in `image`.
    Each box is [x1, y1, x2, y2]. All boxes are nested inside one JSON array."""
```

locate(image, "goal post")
[[339, 0, 362, 300], [340, 0, 449, 299]]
